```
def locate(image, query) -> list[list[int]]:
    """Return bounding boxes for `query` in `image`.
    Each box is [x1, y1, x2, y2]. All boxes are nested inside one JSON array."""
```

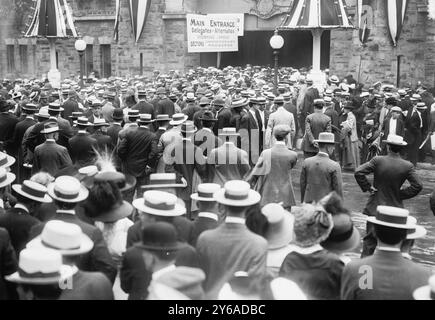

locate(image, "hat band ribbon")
[[324, 225, 354, 243], [173, 116, 185, 121], [41, 239, 81, 251], [18, 268, 60, 279], [0, 157, 7, 166], [198, 191, 214, 198], [376, 212, 407, 225], [224, 192, 248, 200], [144, 200, 175, 211], [54, 189, 79, 200], [22, 184, 46, 199], [0, 174, 7, 184], [150, 179, 177, 185]]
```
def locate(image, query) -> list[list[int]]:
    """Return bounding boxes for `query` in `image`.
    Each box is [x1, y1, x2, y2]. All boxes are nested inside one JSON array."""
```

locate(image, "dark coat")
[[382, 118, 405, 139], [354, 153, 422, 216], [62, 99, 80, 121], [156, 98, 175, 117], [90, 131, 113, 153], [0, 207, 40, 256], [405, 109, 423, 165], [0, 228, 18, 300], [188, 215, 219, 247], [68, 132, 98, 166], [10, 117, 36, 156], [301, 86, 320, 116], [106, 123, 123, 148], [59, 270, 114, 300], [117, 127, 158, 177], [26, 118, 73, 152], [341, 250, 431, 300], [0, 112, 19, 154], [132, 101, 155, 118], [182, 103, 201, 121], [32, 140, 72, 176], [30, 212, 117, 283], [213, 108, 232, 136]]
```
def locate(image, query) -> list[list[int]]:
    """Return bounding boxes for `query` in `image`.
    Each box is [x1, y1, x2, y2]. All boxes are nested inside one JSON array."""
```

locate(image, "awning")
[[280, 0, 354, 30], [25, 0, 78, 38]]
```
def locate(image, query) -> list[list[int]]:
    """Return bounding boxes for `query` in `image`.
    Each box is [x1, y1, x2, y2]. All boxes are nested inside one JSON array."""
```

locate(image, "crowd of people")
[[0, 65, 434, 300]]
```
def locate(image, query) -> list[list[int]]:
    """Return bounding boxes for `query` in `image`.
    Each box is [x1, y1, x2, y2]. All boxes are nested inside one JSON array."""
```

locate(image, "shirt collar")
[[225, 216, 245, 224], [113, 122, 122, 126], [56, 209, 76, 215], [78, 130, 87, 134], [152, 264, 176, 280], [26, 116, 35, 120], [14, 204, 29, 213], [46, 139, 56, 142], [202, 127, 212, 133], [275, 141, 286, 146], [317, 151, 329, 157], [198, 212, 219, 221], [158, 127, 166, 131], [377, 246, 401, 252]]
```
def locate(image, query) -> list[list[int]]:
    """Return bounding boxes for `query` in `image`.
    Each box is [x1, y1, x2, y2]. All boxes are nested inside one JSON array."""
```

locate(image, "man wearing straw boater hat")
[[355, 134, 422, 257], [29, 176, 117, 284], [0, 179, 51, 256], [26, 220, 114, 300], [32, 122, 72, 176], [300, 132, 342, 203], [341, 206, 431, 300], [68, 117, 97, 167], [196, 180, 267, 299], [158, 112, 187, 149], [122, 190, 200, 300]]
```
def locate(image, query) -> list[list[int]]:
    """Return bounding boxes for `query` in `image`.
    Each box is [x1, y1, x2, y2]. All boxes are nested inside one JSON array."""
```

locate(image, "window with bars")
[[6, 45, 15, 73], [19, 45, 28, 74]]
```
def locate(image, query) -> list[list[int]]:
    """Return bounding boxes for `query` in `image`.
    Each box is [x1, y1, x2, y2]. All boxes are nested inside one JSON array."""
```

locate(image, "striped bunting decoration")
[[129, 0, 152, 43], [357, 0, 375, 44], [114, 0, 121, 41], [281, 0, 353, 29], [385, 0, 409, 46], [25, 0, 77, 38]]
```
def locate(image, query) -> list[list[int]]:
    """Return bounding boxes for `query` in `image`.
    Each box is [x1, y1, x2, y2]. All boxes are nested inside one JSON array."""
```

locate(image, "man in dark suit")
[[193, 97, 211, 129], [381, 106, 405, 154], [61, 90, 80, 121], [0, 180, 51, 256], [301, 99, 332, 158], [155, 87, 175, 116], [90, 119, 112, 153], [240, 98, 262, 166], [106, 108, 124, 148], [0, 97, 19, 155], [118, 114, 158, 192], [182, 93, 201, 121], [341, 206, 431, 300], [29, 176, 117, 284], [212, 98, 232, 136], [0, 227, 17, 300], [300, 79, 320, 133], [68, 117, 97, 167], [32, 122, 72, 176], [324, 97, 340, 161], [194, 111, 222, 157], [132, 90, 155, 119], [405, 103, 423, 165], [354, 134, 422, 257]]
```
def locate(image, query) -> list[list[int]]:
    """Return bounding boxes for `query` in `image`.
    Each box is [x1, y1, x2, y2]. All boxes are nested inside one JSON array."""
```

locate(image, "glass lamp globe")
[[269, 31, 284, 50], [74, 39, 87, 52]]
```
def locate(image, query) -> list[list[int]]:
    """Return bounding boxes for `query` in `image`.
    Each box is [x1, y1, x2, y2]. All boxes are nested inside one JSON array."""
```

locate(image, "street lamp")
[[269, 29, 284, 95], [74, 39, 87, 88]]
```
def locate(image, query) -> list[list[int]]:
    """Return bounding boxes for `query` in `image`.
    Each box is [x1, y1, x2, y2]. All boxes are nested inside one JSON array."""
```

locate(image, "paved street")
[[289, 154, 435, 267]]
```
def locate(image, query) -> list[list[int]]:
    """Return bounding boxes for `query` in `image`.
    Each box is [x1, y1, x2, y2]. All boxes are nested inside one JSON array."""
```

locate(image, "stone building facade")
[[0, 0, 435, 87]]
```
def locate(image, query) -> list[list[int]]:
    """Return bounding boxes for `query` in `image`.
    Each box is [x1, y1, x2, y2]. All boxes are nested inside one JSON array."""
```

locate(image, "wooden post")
[[217, 52, 221, 69]]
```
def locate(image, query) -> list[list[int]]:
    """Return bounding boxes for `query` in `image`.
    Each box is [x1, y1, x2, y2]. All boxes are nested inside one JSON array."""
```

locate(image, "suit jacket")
[[156, 98, 175, 116], [68, 132, 97, 166], [341, 250, 432, 300], [249, 143, 298, 208], [324, 107, 340, 136], [300, 153, 343, 203], [26, 118, 73, 152], [213, 107, 232, 136], [33, 140, 72, 176], [117, 127, 158, 177], [382, 118, 405, 139], [266, 107, 296, 149], [240, 110, 260, 164], [405, 109, 423, 145], [188, 214, 219, 247], [10, 117, 36, 157], [90, 131, 113, 153], [301, 86, 320, 116], [302, 112, 332, 153], [207, 142, 251, 186], [354, 153, 422, 216], [196, 222, 268, 299], [193, 108, 208, 129], [62, 99, 80, 121], [0, 228, 17, 300], [0, 112, 19, 154], [106, 123, 123, 148], [30, 212, 117, 283], [132, 101, 155, 118], [0, 207, 40, 256], [59, 270, 114, 300], [182, 103, 201, 121]]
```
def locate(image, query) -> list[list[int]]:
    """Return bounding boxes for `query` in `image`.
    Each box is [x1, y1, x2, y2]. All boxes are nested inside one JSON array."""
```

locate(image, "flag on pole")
[[385, 0, 409, 46], [357, 0, 375, 44], [25, 0, 78, 38], [129, 0, 152, 43], [114, 0, 121, 41]]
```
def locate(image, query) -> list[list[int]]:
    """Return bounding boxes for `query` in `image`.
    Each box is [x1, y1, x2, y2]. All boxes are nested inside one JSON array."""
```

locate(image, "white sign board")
[[207, 14, 244, 36], [186, 14, 243, 53]]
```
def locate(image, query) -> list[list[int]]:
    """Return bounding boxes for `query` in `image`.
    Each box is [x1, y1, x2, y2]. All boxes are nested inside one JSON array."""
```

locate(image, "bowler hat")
[[136, 222, 185, 252], [212, 98, 225, 107], [199, 97, 211, 106], [112, 108, 124, 121]]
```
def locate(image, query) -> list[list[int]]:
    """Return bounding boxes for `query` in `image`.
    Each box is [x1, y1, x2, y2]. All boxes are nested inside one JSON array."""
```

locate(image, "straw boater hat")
[[40, 122, 60, 134], [155, 114, 171, 122], [405, 216, 427, 240], [180, 121, 197, 134], [69, 111, 83, 120], [35, 106, 50, 119], [22, 103, 38, 113], [213, 180, 261, 207], [0, 167, 15, 189], [0, 151, 15, 169], [12, 180, 52, 203], [413, 275, 435, 300], [329, 75, 339, 83], [261, 203, 294, 250], [47, 176, 89, 203], [138, 113, 154, 124], [141, 173, 187, 190], [292, 203, 333, 248], [367, 206, 415, 229], [133, 190, 186, 216], [169, 113, 188, 126], [47, 102, 64, 113], [27, 220, 94, 256], [93, 118, 109, 127], [191, 183, 221, 202], [230, 98, 248, 109], [384, 134, 407, 146], [390, 106, 403, 113], [315, 132, 335, 144], [218, 127, 240, 137], [5, 247, 77, 285]]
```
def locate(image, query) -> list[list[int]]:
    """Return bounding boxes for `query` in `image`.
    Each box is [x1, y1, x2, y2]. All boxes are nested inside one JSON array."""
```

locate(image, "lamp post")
[[269, 29, 284, 95], [74, 39, 87, 88]]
